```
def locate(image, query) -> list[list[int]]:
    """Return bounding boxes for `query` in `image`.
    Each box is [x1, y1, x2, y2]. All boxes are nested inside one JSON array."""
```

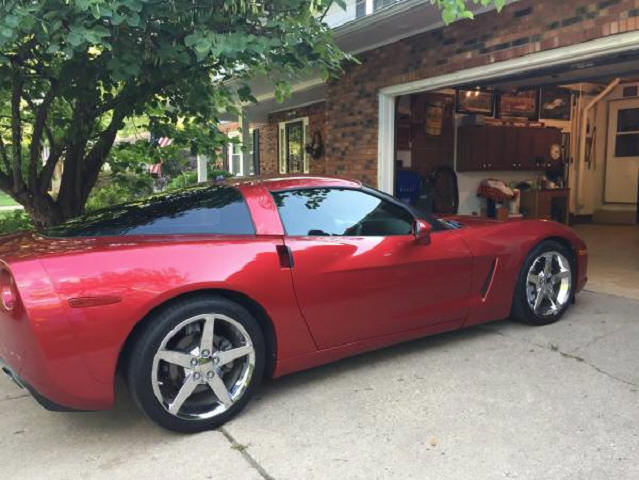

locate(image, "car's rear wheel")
[[511, 240, 575, 326], [126, 296, 264, 432]]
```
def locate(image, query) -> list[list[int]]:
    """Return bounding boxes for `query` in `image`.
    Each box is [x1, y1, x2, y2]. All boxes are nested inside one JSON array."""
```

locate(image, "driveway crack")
[[0, 393, 31, 402], [567, 326, 627, 353], [219, 426, 275, 480], [481, 326, 639, 389]]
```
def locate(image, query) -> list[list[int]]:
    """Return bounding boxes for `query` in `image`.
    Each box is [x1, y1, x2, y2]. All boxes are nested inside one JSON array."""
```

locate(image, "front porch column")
[[365, 0, 373, 15], [196, 154, 208, 183], [241, 110, 252, 176]]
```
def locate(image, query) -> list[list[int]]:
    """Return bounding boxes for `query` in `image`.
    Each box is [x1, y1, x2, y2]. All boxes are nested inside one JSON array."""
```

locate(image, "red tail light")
[[0, 269, 17, 311]]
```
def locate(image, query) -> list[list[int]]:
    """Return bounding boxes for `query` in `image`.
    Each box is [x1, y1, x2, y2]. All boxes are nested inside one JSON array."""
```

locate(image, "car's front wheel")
[[511, 240, 575, 326], [126, 295, 265, 432]]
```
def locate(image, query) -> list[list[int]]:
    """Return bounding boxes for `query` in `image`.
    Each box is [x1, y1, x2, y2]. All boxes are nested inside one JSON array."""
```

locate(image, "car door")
[[272, 187, 473, 349]]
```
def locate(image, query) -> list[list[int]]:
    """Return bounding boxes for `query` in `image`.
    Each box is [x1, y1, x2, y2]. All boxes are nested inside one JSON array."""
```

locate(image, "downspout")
[[576, 78, 619, 209]]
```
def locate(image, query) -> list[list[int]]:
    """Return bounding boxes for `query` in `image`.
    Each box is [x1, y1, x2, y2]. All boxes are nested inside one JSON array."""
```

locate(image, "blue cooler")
[[395, 169, 422, 205]]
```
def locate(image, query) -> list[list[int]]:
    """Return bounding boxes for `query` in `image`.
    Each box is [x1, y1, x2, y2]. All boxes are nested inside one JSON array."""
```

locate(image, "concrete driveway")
[[1, 290, 638, 480]]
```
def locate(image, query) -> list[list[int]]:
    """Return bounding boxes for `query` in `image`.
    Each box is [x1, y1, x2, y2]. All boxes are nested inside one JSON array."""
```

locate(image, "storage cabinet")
[[519, 188, 570, 224], [457, 126, 562, 172]]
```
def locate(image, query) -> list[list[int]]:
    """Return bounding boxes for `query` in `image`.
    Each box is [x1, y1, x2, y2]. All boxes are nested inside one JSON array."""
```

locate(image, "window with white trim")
[[278, 117, 309, 174], [227, 130, 254, 176]]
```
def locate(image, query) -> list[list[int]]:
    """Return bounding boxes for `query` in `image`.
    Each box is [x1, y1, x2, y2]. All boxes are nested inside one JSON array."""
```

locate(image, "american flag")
[[157, 137, 173, 148]]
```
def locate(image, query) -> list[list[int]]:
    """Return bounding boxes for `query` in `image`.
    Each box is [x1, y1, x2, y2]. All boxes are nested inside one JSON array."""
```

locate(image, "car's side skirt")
[[272, 317, 464, 378]]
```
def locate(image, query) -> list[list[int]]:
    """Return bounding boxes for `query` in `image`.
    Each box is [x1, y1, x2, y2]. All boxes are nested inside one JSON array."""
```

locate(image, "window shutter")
[[222, 140, 229, 172], [302, 117, 310, 174], [252, 129, 260, 175], [278, 123, 287, 174]]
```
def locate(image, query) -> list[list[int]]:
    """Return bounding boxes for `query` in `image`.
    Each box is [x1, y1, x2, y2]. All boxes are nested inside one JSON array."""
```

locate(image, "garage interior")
[[393, 51, 639, 299]]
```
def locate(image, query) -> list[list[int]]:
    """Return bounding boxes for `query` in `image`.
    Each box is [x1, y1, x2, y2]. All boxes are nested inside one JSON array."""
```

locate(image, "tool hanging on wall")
[[585, 117, 594, 170]]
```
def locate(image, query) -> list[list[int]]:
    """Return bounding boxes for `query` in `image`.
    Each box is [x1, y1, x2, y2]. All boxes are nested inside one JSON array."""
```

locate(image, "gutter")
[[333, 0, 511, 55], [332, 0, 432, 38]]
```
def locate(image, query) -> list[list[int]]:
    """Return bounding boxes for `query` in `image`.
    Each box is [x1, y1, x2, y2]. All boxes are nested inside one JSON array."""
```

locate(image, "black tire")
[[511, 240, 575, 326], [126, 295, 265, 433]]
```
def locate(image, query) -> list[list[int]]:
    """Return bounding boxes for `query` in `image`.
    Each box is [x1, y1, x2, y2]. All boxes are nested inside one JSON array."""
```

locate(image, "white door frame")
[[604, 97, 639, 204], [377, 31, 639, 194]]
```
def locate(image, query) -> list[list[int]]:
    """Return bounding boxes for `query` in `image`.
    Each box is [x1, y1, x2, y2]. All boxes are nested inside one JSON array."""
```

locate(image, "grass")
[[0, 191, 18, 207]]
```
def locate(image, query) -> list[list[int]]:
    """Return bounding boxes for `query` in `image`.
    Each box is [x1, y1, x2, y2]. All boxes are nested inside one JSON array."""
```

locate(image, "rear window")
[[44, 185, 255, 237]]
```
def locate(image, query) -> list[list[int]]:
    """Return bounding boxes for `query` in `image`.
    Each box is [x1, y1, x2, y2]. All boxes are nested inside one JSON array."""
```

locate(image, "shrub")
[[166, 171, 198, 190], [0, 210, 33, 235], [86, 172, 155, 211], [166, 168, 232, 191]]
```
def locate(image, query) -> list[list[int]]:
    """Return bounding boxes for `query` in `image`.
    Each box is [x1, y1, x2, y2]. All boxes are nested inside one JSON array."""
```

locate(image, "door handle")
[[276, 245, 294, 268]]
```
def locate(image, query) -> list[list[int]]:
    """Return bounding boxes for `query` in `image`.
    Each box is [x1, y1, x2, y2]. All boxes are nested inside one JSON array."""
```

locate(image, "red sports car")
[[0, 176, 587, 432]]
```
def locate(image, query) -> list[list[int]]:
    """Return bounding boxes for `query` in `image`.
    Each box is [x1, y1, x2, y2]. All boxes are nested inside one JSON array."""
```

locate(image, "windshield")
[[361, 186, 449, 231]]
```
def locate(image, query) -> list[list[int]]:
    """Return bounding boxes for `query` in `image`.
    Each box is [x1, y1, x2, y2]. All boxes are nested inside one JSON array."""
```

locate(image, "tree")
[[0, 0, 348, 227], [0, 0, 504, 228]]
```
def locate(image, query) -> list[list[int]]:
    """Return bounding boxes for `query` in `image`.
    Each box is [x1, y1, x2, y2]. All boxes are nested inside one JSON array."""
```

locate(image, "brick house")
[[222, 0, 639, 224]]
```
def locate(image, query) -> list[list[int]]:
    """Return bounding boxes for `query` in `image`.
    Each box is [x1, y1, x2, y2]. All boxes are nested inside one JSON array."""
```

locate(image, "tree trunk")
[[25, 200, 65, 230], [14, 187, 69, 230]]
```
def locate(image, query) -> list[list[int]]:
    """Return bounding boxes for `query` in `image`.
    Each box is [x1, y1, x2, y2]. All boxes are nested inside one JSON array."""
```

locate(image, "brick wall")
[[259, 0, 639, 186], [258, 101, 327, 175]]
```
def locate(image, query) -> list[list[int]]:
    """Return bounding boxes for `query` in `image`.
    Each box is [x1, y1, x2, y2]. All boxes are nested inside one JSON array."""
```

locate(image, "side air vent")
[[480, 258, 499, 299]]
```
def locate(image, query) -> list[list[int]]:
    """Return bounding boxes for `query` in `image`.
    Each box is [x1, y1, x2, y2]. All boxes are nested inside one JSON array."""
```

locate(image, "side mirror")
[[413, 219, 432, 245]]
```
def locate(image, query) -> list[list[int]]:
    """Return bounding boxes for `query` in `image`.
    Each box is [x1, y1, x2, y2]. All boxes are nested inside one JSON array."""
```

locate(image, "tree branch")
[[37, 144, 63, 195], [0, 135, 10, 175], [319, 0, 335, 22], [95, 63, 211, 116], [10, 67, 24, 194], [25, 84, 56, 191], [0, 170, 14, 194], [81, 107, 128, 202], [0, 170, 28, 206], [57, 109, 89, 213]]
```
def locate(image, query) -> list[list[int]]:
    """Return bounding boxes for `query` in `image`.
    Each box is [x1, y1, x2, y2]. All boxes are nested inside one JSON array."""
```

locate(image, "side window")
[[272, 188, 414, 236], [45, 186, 255, 237]]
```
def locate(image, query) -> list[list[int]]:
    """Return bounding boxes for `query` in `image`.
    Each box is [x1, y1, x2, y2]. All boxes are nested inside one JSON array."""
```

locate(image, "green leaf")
[[111, 13, 126, 26], [126, 12, 141, 27], [194, 37, 211, 54], [4, 14, 20, 28], [184, 33, 199, 47], [441, 8, 456, 25], [67, 29, 84, 47], [76, 0, 91, 11], [123, 0, 144, 13], [83, 25, 110, 43]]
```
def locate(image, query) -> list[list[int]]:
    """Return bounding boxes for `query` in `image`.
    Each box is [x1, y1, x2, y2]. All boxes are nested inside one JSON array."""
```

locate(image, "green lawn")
[[0, 191, 18, 207]]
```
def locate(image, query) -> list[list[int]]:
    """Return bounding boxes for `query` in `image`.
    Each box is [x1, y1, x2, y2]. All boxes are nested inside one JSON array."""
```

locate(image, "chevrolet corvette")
[[0, 176, 587, 432]]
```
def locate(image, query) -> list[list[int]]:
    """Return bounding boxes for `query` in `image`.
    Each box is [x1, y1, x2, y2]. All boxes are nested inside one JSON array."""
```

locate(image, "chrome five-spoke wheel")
[[151, 313, 256, 420], [525, 251, 572, 317]]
